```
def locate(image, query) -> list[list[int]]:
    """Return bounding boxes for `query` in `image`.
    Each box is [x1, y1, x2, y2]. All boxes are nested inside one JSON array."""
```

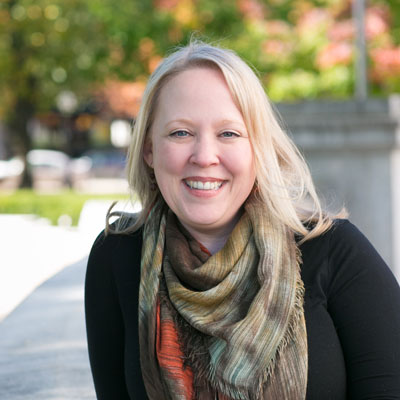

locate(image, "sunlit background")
[[0, 0, 399, 304], [1, 0, 399, 193], [1, 0, 399, 177], [0, 0, 399, 301]]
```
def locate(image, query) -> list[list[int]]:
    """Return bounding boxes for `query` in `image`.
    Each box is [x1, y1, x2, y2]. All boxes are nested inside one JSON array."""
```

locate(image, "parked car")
[[27, 149, 72, 187], [0, 157, 24, 181], [74, 149, 127, 178], [25, 148, 127, 190]]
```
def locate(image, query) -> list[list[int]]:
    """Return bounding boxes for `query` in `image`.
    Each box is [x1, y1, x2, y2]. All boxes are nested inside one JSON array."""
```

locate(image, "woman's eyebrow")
[[165, 118, 246, 129], [218, 119, 246, 128], [165, 118, 194, 128]]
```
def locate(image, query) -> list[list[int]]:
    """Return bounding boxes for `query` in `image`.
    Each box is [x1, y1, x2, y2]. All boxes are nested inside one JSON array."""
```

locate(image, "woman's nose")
[[189, 135, 219, 167]]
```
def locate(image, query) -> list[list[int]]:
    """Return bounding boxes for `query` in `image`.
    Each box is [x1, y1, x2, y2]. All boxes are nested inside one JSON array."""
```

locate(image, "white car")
[[27, 149, 72, 184], [0, 157, 24, 180]]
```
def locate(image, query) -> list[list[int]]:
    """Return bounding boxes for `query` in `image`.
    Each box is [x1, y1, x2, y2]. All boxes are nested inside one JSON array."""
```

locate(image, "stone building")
[[278, 97, 400, 281]]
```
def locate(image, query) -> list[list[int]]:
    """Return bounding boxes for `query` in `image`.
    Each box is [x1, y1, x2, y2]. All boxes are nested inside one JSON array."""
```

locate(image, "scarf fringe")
[[203, 274, 305, 400]]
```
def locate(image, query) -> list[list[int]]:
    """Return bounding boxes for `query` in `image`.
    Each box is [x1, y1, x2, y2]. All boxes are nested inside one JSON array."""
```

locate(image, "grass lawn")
[[0, 190, 129, 226]]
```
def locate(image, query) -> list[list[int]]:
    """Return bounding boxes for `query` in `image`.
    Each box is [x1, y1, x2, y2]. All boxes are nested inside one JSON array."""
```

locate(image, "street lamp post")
[[352, 0, 368, 101]]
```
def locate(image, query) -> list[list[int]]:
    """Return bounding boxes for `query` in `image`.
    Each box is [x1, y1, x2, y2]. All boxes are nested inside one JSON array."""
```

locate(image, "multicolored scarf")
[[139, 196, 308, 399]]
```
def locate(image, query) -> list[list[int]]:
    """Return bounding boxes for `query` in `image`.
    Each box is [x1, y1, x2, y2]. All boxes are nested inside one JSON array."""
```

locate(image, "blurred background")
[[1, 1, 400, 397], [0, 0, 399, 298], [1, 0, 399, 190]]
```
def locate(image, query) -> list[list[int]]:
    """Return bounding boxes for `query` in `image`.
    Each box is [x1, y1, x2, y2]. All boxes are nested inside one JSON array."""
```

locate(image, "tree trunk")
[[7, 96, 35, 188], [6, 0, 36, 188]]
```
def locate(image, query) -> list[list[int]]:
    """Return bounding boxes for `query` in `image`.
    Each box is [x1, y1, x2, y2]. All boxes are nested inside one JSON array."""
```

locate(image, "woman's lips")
[[182, 178, 226, 195], [184, 179, 223, 190]]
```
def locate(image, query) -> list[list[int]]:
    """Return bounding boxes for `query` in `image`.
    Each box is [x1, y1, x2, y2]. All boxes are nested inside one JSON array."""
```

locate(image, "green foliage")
[[0, 0, 106, 113], [0, 190, 128, 225], [0, 0, 399, 127]]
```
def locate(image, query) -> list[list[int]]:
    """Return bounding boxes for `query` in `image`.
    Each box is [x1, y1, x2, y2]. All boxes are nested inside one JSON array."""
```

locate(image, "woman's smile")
[[183, 177, 225, 194]]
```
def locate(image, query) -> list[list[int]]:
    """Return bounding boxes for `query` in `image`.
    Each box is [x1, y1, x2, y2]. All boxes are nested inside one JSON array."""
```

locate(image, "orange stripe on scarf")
[[199, 242, 212, 256], [156, 298, 194, 400]]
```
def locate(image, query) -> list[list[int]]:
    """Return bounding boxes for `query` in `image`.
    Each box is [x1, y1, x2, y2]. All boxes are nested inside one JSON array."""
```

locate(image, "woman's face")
[[144, 67, 256, 239]]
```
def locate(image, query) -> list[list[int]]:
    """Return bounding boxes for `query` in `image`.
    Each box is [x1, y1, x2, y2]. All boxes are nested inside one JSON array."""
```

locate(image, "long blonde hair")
[[108, 40, 344, 242]]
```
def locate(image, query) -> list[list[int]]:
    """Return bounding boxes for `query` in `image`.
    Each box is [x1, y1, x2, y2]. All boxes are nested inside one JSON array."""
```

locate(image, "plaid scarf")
[[139, 196, 308, 399]]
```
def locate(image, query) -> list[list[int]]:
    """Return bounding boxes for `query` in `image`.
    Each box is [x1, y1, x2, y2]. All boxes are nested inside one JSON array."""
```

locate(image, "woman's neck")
[[192, 232, 228, 255], [179, 211, 242, 255]]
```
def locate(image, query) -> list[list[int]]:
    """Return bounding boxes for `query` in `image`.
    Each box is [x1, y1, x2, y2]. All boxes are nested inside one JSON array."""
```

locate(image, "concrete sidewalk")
[[0, 199, 137, 321], [0, 214, 96, 321], [0, 202, 115, 399], [0, 258, 96, 399], [0, 200, 139, 398]]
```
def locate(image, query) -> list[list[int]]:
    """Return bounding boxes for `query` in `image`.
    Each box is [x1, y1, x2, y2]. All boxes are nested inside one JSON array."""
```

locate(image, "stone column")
[[277, 97, 400, 280]]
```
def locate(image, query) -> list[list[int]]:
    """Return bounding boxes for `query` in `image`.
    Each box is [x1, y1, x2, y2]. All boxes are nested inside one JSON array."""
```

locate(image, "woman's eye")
[[170, 130, 189, 137], [220, 131, 240, 138]]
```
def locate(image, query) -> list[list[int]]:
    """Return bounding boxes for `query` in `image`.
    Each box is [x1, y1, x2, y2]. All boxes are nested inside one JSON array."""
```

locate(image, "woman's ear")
[[143, 139, 153, 167]]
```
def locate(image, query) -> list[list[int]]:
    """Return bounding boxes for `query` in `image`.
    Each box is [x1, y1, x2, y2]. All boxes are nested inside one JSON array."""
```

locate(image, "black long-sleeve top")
[[85, 219, 400, 399]]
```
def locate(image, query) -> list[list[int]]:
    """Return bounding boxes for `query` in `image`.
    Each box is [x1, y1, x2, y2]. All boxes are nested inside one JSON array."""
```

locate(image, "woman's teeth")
[[185, 180, 223, 190]]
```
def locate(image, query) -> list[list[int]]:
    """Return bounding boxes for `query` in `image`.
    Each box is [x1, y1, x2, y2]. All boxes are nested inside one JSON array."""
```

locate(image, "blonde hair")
[[108, 40, 344, 242]]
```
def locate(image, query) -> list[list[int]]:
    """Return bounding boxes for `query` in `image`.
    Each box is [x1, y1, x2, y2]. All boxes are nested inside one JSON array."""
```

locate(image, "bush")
[[0, 190, 129, 226]]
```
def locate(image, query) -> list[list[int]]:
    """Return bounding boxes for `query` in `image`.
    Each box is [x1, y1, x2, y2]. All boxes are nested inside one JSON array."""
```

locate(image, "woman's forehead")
[[155, 68, 240, 116]]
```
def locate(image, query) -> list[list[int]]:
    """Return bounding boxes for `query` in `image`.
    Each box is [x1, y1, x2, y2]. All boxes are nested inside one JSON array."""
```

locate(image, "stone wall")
[[277, 97, 400, 280]]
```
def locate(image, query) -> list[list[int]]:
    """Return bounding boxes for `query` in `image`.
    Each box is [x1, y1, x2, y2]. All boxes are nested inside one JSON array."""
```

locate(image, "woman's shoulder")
[[91, 214, 142, 247], [88, 214, 143, 268], [86, 215, 143, 287], [300, 218, 398, 299], [300, 218, 375, 257], [321, 218, 386, 270]]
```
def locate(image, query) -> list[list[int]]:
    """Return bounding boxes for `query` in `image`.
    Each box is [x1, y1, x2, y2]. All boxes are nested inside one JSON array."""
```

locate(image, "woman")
[[85, 41, 400, 399]]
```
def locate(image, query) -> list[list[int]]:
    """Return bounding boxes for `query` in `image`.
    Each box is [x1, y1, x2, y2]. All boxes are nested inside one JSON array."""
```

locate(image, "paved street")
[[0, 215, 95, 321], [0, 200, 138, 399], [0, 199, 138, 321], [0, 257, 96, 399], [0, 199, 140, 399]]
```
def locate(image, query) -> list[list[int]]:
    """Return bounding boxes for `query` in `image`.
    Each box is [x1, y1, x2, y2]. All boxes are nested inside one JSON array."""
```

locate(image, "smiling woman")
[[142, 67, 255, 253], [85, 40, 400, 400]]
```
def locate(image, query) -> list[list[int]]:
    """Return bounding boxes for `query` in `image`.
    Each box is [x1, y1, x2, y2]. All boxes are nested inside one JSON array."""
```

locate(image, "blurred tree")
[[0, 0, 110, 185], [0, 0, 178, 186], [0, 0, 399, 187]]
